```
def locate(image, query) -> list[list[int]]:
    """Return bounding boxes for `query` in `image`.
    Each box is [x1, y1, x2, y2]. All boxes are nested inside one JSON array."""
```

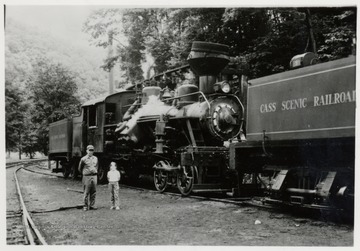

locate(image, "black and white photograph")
[[2, 0, 358, 247]]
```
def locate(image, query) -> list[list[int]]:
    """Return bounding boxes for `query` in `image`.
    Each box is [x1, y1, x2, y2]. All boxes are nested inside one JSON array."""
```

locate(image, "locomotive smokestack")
[[187, 41, 230, 94]]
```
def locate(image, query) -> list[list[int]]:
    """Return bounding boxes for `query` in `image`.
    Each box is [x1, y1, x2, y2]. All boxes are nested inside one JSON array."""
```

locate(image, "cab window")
[[88, 106, 97, 127], [105, 103, 116, 125]]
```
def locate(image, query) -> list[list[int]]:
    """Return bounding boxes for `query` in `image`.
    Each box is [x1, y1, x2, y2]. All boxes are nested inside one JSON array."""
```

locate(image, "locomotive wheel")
[[70, 162, 79, 180], [154, 169, 168, 193], [177, 165, 195, 196], [62, 163, 71, 178]]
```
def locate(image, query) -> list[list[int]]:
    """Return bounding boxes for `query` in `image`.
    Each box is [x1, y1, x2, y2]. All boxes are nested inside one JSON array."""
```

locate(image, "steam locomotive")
[[49, 42, 244, 196], [49, 41, 355, 211]]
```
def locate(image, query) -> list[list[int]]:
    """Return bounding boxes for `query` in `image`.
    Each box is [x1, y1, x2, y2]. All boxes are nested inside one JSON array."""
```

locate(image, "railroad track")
[[14, 161, 349, 223], [7, 162, 48, 245], [18, 162, 277, 212], [6, 158, 48, 169]]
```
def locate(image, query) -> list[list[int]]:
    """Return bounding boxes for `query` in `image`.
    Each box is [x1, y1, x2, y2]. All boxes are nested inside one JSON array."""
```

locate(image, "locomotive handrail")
[[229, 94, 245, 122], [161, 91, 211, 110], [121, 91, 212, 110]]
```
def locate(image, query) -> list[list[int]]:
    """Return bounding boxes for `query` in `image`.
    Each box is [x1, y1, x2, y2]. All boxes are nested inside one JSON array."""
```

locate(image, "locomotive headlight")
[[221, 82, 231, 93], [214, 81, 231, 93]]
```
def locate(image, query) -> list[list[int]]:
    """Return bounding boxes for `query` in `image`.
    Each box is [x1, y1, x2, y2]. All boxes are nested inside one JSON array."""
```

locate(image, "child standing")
[[107, 162, 121, 210]]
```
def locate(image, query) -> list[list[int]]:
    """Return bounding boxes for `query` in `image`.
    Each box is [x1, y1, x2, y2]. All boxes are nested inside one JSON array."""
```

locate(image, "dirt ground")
[[6, 163, 354, 246]]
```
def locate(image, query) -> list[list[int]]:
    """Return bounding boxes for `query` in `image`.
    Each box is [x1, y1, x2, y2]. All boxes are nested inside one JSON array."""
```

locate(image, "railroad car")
[[229, 54, 355, 211]]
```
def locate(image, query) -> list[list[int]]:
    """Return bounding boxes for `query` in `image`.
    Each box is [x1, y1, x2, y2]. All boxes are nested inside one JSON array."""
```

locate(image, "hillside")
[[5, 18, 111, 103]]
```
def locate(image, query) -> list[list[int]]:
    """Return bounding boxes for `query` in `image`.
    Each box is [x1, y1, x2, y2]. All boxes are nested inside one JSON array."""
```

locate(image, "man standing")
[[78, 145, 98, 211]]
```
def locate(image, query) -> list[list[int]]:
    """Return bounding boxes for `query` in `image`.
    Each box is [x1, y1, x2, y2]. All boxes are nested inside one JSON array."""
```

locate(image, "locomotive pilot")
[[78, 145, 98, 211]]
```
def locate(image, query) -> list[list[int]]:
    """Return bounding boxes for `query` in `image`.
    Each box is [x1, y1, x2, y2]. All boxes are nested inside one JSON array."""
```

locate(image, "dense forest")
[[5, 7, 356, 158], [83, 7, 356, 85]]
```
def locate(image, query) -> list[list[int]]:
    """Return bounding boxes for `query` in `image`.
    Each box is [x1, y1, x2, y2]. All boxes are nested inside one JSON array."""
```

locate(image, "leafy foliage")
[[5, 81, 26, 152], [110, 7, 356, 80], [26, 60, 81, 154], [5, 81, 37, 158], [6, 18, 109, 103], [82, 9, 123, 48], [83, 8, 145, 87], [313, 9, 356, 61]]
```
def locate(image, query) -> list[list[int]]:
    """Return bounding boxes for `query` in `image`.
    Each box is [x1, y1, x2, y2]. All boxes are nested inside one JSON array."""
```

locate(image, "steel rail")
[[20, 164, 261, 209], [6, 158, 47, 169], [20, 162, 353, 224], [13, 165, 48, 245]]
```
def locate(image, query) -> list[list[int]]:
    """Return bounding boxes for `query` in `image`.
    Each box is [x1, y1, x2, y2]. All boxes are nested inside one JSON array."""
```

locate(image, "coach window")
[[88, 105, 97, 127]]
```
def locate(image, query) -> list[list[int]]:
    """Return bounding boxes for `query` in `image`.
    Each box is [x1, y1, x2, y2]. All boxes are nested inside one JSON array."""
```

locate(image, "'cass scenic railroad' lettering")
[[260, 90, 355, 113]]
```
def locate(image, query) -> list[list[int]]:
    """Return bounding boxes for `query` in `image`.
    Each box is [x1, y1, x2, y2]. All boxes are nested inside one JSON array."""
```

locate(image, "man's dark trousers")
[[83, 175, 97, 208]]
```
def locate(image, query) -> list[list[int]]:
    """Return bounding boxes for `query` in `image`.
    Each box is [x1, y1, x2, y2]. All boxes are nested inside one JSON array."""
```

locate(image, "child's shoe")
[[115, 206, 120, 210], [110, 206, 115, 210]]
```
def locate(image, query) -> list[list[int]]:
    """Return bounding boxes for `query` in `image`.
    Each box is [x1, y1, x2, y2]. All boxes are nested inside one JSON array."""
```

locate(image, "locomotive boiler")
[[115, 42, 244, 195], [229, 54, 355, 212]]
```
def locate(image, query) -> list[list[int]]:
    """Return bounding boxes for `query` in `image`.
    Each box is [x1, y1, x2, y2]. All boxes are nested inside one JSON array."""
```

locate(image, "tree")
[[82, 8, 129, 88], [84, 7, 356, 83], [21, 125, 38, 159], [26, 59, 81, 155], [245, 8, 309, 78], [311, 8, 356, 61], [120, 8, 228, 75], [82, 8, 123, 48], [117, 9, 149, 84], [5, 81, 27, 158]]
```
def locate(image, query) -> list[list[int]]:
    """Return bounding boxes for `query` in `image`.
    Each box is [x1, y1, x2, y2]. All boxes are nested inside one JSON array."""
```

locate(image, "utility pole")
[[305, 9, 317, 55], [18, 130, 21, 160], [108, 32, 114, 94]]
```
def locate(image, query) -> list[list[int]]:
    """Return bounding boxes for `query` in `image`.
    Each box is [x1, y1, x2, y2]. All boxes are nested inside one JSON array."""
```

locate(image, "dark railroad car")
[[230, 55, 355, 211], [48, 119, 73, 175], [49, 118, 73, 154]]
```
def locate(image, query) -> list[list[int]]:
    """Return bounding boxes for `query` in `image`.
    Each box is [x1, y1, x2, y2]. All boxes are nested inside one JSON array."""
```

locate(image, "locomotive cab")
[[80, 90, 136, 154], [48, 90, 137, 181]]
